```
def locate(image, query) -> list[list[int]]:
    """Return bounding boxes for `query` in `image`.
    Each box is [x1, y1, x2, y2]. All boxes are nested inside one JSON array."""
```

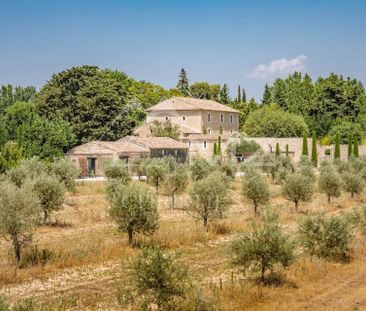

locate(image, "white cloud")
[[247, 55, 307, 80]]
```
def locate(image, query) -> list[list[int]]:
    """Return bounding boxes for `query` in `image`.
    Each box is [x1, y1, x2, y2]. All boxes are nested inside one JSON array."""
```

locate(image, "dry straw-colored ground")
[[0, 178, 366, 310]]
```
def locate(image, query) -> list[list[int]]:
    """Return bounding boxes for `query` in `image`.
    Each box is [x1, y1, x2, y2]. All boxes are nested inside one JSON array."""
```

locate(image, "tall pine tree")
[[176, 68, 189, 96], [242, 88, 247, 102], [262, 84, 272, 105], [219, 84, 230, 105]]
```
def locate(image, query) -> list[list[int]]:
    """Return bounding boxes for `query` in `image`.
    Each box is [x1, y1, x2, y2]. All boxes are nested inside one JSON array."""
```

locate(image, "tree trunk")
[[203, 217, 208, 229], [127, 227, 134, 246], [328, 195, 331, 204], [12, 234, 21, 264], [172, 192, 176, 209], [295, 201, 299, 213], [351, 191, 354, 198], [254, 202, 258, 216], [44, 210, 48, 224], [261, 266, 265, 282]]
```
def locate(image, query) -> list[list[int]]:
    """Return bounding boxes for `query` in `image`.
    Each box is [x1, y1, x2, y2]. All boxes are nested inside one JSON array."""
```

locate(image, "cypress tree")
[[334, 133, 341, 160], [311, 131, 318, 167], [237, 85, 241, 103], [217, 136, 222, 155], [354, 138, 359, 158], [213, 142, 218, 156], [348, 134, 353, 158], [285, 144, 289, 158], [242, 88, 247, 102], [302, 132, 308, 156], [275, 143, 280, 158], [219, 84, 230, 105]]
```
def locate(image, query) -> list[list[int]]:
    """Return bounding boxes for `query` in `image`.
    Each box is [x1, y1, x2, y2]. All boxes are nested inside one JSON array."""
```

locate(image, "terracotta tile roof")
[[67, 140, 149, 155], [133, 120, 200, 137], [182, 134, 231, 141], [118, 136, 188, 149], [146, 96, 239, 113]]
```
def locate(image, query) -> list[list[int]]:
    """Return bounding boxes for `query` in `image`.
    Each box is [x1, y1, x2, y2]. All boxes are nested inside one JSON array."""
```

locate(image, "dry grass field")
[[1, 178, 366, 310]]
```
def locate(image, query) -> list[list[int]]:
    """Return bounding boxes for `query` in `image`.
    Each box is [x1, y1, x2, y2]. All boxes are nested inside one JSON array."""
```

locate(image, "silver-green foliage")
[[298, 213, 353, 262], [342, 171, 364, 198], [189, 171, 231, 227], [104, 159, 130, 183], [282, 173, 314, 212], [230, 207, 295, 281], [163, 164, 188, 209], [49, 157, 79, 192], [108, 182, 158, 246], [242, 168, 270, 215], [318, 165, 342, 204], [0, 181, 41, 263]]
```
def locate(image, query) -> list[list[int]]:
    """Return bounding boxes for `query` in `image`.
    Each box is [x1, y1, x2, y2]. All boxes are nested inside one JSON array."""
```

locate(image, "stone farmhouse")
[[66, 96, 240, 177]]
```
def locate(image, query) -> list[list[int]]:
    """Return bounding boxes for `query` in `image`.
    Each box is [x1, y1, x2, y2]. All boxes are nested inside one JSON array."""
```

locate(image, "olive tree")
[[104, 159, 130, 183], [190, 157, 213, 181], [282, 173, 314, 212], [146, 158, 169, 194], [189, 171, 230, 227], [0, 181, 41, 263], [108, 182, 158, 246], [298, 213, 353, 262], [342, 172, 364, 198], [230, 207, 294, 282], [163, 164, 188, 209], [318, 166, 342, 204], [33, 175, 65, 223], [119, 248, 189, 310], [242, 169, 270, 215], [49, 157, 79, 192], [6, 158, 47, 187]]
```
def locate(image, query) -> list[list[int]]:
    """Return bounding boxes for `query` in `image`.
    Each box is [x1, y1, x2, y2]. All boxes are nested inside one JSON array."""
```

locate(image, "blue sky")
[[0, 0, 366, 100]]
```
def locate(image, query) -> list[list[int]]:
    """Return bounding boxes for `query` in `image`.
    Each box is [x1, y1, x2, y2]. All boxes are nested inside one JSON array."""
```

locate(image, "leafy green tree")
[[219, 84, 230, 105], [127, 248, 189, 310], [230, 207, 294, 282], [0, 181, 41, 263], [318, 165, 342, 204], [328, 121, 364, 145], [108, 182, 158, 246], [311, 131, 318, 166], [36, 66, 146, 144], [176, 68, 189, 96], [189, 82, 220, 101], [242, 169, 270, 215], [282, 173, 314, 212], [262, 84, 272, 105], [149, 120, 180, 139], [6, 158, 47, 188], [33, 175, 65, 223], [0, 142, 22, 171], [163, 164, 188, 209], [244, 104, 308, 137], [334, 133, 341, 160], [298, 213, 353, 262], [342, 172, 364, 198], [189, 171, 231, 227], [0, 85, 36, 115]]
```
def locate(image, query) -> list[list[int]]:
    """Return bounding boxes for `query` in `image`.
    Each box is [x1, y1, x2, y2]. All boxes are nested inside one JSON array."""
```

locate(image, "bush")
[[282, 173, 314, 212], [243, 104, 308, 137], [189, 171, 231, 227], [6, 158, 47, 187], [118, 248, 190, 310], [49, 157, 79, 192], [104, 159, 130, 183], [298, 213, 353, 262], [328, 121, 364, 144], [230, 207, 295, 282], [108, 182, 158, 246], [219, 161, 237, 179], [242, 168, 270, 215], [19, 246, 54, 268]]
